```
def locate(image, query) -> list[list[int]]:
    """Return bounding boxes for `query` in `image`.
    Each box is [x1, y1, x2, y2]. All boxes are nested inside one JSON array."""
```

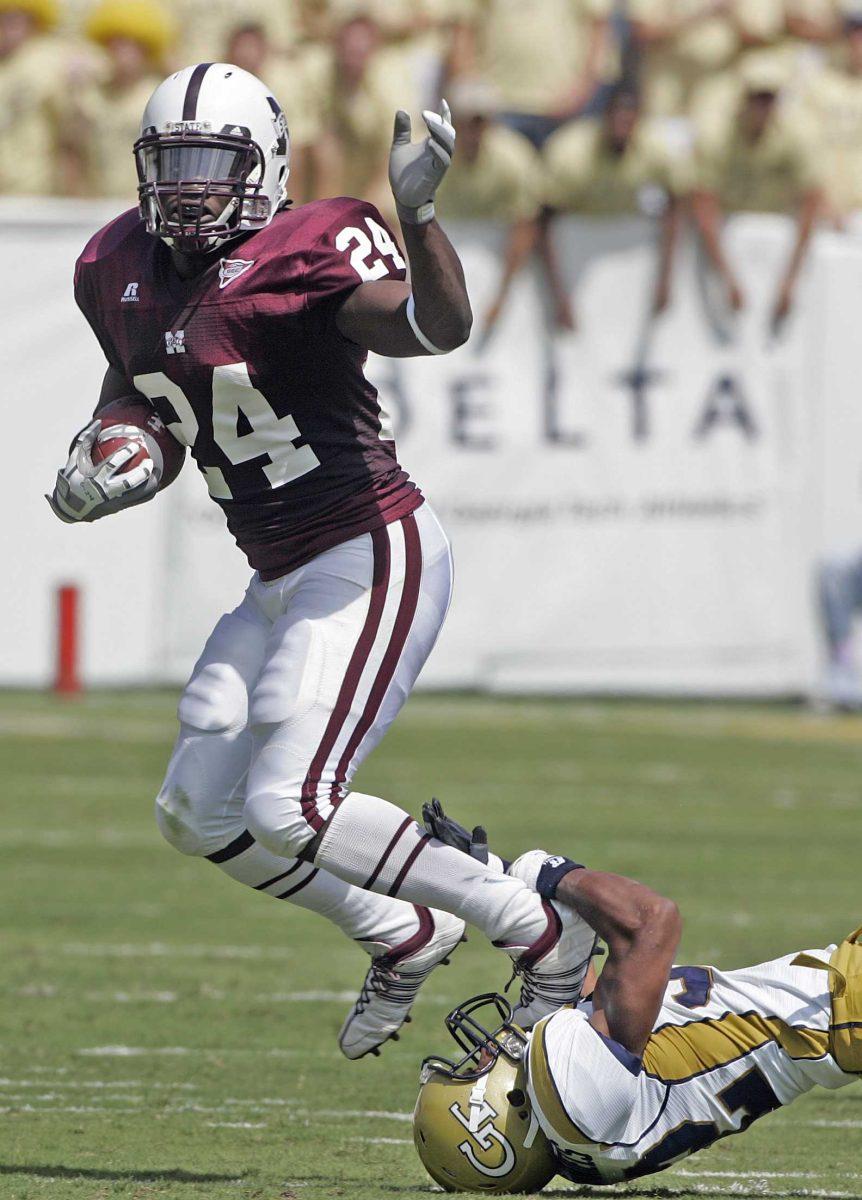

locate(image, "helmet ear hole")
[[507, 1088, 526, 1107]]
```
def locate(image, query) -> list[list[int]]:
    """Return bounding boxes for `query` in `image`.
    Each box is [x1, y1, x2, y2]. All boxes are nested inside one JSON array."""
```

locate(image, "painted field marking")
[[13, 984, 454, 1007], [0, 1104, 141, 1115], [206, 1121, 268, 1130], [0, 714, 173, 742], [347, 1136, 413, 1146], [62, 942, 294, 961], [806, 1119, 862, 1129], [675, 1169, 824, 1180], [75, 1045, 336, 1060]]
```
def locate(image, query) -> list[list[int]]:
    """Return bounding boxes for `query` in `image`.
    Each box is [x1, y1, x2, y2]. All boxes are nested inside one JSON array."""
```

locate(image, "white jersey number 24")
[[133, 363, 321, 500]]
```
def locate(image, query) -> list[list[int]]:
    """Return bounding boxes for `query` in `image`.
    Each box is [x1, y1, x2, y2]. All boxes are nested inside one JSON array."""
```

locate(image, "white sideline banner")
[[1, 201, 858, 691], [365, 219, 820, 693]]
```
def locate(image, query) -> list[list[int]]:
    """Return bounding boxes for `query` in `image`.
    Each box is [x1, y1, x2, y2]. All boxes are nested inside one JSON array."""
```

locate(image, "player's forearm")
[[400, 218, 473, 352], [94, 365, 141, 415], [555, 869, 681, 958], [557, 869, 681, 1055]]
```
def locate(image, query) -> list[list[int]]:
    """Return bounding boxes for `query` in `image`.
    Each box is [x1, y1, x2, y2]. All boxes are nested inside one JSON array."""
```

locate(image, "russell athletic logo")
[[121, 281, 139, 303], [165, 329, 186, 355], [218, 257, 255, 289]]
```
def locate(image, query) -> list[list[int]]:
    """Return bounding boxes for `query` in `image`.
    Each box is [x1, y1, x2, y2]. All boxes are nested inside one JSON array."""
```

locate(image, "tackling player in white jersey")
[[413, 817, 861, 1192]]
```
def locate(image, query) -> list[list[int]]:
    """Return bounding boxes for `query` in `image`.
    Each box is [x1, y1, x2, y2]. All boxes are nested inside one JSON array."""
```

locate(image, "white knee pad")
[[178, 661, 249, 733], [242, 783, 315, 860], [156, 726, 250, 858]]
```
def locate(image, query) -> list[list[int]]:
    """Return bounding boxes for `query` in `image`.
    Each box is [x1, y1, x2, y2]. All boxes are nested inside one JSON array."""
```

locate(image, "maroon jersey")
[[74, 198, 422, 578]]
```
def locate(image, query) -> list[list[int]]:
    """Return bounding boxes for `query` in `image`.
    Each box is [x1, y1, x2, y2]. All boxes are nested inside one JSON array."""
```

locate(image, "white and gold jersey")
[[526, 935, 861, 1183]]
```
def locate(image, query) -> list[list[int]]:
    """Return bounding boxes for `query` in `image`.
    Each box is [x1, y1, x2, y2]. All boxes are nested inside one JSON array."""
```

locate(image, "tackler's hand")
[[422, 797, 489, 864], [389, 100, 455, 226]]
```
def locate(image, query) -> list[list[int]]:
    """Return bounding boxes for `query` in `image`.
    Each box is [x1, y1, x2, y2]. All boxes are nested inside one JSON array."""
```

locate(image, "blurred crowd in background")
[[4, 0, 862, 327]]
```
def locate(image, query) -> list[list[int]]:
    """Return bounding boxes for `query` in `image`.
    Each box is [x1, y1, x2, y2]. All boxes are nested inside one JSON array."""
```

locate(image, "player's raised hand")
[[46, 419, 156, 523], [389, 100, 455, 226]]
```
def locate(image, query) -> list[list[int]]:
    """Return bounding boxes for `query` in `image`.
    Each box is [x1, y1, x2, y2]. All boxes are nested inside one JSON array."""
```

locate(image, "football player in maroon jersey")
[[47, 63, 596, 1059]]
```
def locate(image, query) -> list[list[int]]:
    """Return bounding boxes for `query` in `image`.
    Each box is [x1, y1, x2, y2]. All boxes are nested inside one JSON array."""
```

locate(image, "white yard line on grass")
[[84, 991, 179, 1003], [0, 1079, 196, 1091], [805, 1119, 862, 1128], [0, 714, 173, 742], [0, 1104, 141, 1115], [6, 829, 158, 848], [554, 1187, 860, 1200], [347, 1137, 413, 1146], [76, 1045, 335, 1060], [206, 1121, 268, 1130], [63, 942, 294, 961], [315, 1108, 413, 1122], [674, 1170, 826, 1180]]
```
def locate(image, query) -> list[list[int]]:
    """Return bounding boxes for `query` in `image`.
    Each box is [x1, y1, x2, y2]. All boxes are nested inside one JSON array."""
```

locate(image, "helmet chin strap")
[[523, 1109, 541, 1149]]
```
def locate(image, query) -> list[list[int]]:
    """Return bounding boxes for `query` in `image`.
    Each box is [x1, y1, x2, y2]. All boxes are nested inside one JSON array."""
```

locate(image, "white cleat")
[[506, 850, 597, 1030], [339, 909, 466, 1060]]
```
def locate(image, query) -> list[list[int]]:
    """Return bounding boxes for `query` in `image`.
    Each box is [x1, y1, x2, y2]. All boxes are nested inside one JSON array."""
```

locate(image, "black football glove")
[[422, 798, 491, 865]]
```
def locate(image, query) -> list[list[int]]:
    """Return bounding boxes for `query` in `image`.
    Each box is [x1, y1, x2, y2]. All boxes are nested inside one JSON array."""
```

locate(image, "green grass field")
[[1, 691, 860, 1200]]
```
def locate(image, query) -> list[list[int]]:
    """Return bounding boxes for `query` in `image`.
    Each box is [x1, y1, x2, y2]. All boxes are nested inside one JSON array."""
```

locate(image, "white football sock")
[[213, 838, 423, 954], [314, 792, 552, 953]]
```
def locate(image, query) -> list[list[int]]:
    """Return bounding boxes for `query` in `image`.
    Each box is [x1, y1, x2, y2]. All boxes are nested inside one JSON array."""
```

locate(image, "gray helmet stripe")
[[182, 62, 213, 120]]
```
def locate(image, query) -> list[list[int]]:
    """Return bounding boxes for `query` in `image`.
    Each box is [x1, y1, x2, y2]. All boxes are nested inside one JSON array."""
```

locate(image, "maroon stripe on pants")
[[276, 868, 319, 899], [493, 901, 561, 966], [255, 861, 304, 891], [299, 525, 391, 832], [330, 514, 423, 804], [387, 832, 431, 898], [362, 815, 413, 890], [387, 905, 434, 965]]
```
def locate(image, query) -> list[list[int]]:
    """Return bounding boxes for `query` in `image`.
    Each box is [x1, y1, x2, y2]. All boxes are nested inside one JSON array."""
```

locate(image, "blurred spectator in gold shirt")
[[315, 14, 401, 221], [691, 54, 825, 327], [0, 0, 68, 195], [450, 0, 615, 149], [326, 0, 466, 116], [170, 0, 296, 69], [223, 21, 328, 206], [801, 15, 862, 220], [59, 0, 175, 201], [437, 79, 543, 337], [541, 86, 689, 324], [630, 0, 788, 124]]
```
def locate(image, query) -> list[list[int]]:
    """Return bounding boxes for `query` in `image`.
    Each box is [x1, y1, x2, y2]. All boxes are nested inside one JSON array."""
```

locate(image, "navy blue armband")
[[535, 855, 585, 900]]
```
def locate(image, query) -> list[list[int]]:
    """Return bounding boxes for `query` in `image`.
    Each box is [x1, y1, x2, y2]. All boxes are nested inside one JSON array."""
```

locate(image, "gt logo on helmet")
[[449, 1100, 516, 1179]]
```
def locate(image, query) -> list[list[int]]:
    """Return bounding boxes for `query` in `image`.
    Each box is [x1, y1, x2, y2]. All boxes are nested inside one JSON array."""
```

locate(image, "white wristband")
[[406, 294, 447, 355]]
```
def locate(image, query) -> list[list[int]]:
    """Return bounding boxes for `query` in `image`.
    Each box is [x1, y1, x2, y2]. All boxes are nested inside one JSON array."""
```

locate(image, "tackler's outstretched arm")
[[335, 101, 473, 357], [553, 867, 682, 1057]]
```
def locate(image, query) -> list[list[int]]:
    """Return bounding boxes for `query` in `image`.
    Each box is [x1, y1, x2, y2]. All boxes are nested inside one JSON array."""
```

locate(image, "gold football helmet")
[[413, 993, 557, 1194]]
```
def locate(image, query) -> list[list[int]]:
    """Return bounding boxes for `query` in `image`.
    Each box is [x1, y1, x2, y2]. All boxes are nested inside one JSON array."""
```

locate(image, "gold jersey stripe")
[[528, 1018, 597, 1147], [643, 1013, 830, 1082]]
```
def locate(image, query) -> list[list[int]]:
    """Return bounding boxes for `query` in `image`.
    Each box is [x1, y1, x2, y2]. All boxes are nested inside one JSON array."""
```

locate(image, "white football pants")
[[157, 503, 556, 960]]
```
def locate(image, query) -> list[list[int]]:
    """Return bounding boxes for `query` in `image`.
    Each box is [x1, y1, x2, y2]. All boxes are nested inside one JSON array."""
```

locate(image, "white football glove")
[[46, 419, 157, 524], [388, 100, 455, 226]]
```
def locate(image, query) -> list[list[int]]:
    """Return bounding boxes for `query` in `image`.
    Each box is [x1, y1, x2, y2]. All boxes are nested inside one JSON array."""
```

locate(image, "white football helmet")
[[135, 62, 290, 253]]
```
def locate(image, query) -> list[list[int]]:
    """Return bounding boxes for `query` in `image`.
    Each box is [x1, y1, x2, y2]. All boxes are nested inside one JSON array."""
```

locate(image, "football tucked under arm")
[[47, 396, 185, 524]]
